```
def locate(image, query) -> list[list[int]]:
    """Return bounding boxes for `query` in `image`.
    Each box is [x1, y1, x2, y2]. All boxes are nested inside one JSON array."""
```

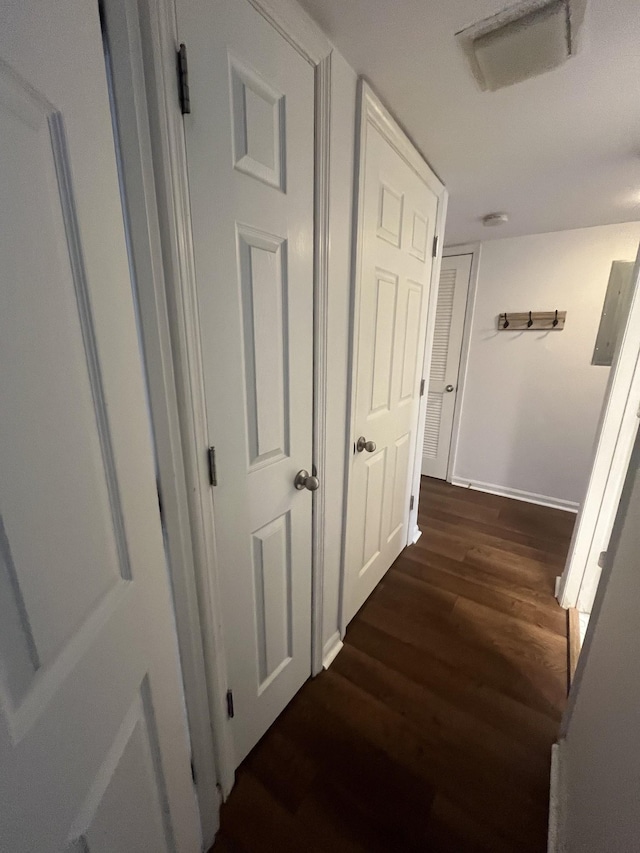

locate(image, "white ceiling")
[[297, 0, 640, 244]]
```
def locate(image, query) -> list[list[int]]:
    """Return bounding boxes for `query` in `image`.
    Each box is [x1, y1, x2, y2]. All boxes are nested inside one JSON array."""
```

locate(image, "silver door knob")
[[294, 470, 320, 491], [356, 436, 377, 453], [445, 384, 455, 392]]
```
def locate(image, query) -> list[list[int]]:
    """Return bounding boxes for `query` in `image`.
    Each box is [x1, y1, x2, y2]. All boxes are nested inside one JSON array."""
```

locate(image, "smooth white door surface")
[[0, 2, 200, 851], [177, 0, 314, 766], [422, 253, 472, 479], [345, 91, 439, 624]]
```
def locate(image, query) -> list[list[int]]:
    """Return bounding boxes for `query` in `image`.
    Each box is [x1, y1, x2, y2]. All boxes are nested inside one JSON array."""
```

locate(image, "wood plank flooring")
[[211, 477, 575, 853]]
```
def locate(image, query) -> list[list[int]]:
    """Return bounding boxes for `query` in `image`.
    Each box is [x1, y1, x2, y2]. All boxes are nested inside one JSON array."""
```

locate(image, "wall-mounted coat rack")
[[498, 310, 566, 331]]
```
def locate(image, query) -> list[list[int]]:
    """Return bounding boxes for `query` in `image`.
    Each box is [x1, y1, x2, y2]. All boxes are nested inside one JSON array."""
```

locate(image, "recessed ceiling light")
[[482, 212, 509, 226]]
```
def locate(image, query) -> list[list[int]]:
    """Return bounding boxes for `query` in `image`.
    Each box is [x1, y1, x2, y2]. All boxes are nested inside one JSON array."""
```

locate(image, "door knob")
[[356, 436, 377, 453], [294, 470, 320, 491], [445, 384, 455, 392]]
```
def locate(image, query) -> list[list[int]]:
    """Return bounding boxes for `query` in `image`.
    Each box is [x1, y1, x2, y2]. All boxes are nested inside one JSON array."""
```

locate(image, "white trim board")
[[245, 0, 331, 66], [322, 632, 344, 670], [101, 0, 222, 843], [548, 740, 566, 853], [311, 51, 332, 676], [450, 477, 579, 512]]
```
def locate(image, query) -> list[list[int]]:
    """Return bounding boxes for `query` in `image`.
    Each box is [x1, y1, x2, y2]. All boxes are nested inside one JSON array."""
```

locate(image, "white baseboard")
[[410, 525, 422, 544], [322, 632, 343, 670], [450, 477, 579, 513], [548, 741, 566, 853]]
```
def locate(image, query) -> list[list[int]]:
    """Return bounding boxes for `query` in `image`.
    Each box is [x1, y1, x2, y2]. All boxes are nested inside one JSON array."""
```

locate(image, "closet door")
[[344, 83, 444, 624], [422, 253, 472, 479], [177, 0, 315, 766]]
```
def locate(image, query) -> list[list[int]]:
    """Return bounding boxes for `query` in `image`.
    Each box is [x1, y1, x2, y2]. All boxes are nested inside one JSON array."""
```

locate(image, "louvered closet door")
[[422, 254, 472, 479]]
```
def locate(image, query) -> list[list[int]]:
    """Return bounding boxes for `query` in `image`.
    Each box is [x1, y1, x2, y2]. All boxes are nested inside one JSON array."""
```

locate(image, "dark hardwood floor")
[[211, 477, 575, 853]]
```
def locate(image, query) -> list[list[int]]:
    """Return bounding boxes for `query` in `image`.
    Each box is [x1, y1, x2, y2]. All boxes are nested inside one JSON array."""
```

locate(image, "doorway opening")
[[418, 228, 640, 680]]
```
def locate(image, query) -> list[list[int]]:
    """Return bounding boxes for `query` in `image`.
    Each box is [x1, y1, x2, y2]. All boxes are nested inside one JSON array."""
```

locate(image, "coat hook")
[[503, 312, 509, 329], [527, 310, 533, 328], [552, 309, 559, 327]]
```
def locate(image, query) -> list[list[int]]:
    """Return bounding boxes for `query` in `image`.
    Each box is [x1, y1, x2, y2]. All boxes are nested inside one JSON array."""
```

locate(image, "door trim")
[[441, 243, 481, 483], [114, 0, 333, 818], [342, 80, 447, 630], [245, 0, 331, 65], [558, 246, 640, 611], [101, 0, 221, 845], [312, 51, 332, 675]]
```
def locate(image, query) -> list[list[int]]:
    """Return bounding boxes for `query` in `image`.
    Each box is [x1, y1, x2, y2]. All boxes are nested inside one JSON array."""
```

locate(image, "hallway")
[[212, 478, 574, 852]]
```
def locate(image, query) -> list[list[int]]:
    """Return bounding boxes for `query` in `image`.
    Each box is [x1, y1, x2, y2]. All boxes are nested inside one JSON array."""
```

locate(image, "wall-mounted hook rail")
[[497, 310, 566, 331]]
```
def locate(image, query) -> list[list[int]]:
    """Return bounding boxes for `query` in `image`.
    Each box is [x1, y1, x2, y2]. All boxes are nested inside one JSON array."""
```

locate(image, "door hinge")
[[432, 234, 439, 258], [226, 689, 235, 719], [410, 495, 415, 511], [156, 478, 164, 525], [177, 43, 191, 115], [190, 758, 197, 785], [420, 378, 425, 396], [207, 446, 217, 486]]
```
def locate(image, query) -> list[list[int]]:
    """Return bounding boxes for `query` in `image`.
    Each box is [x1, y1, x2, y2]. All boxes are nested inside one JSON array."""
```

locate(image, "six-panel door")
[[346, 116, 439, 624], [177, 0, 315, 766]]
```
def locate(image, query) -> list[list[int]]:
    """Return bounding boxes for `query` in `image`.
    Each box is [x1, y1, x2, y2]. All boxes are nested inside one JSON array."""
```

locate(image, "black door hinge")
[[156, 478, 164, 525], [410, 495, 415, 511], [177, 43, 191, 115], [226, 689, 235, 719], [420, 378, 425, 396], [207, 446, 217, 486], [432, 234, 439, 258]]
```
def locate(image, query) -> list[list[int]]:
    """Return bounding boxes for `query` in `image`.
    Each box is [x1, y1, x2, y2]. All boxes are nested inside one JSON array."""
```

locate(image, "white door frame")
[[101, 0, 220, 843], [105, 0, 333, 828], [558, 247, 640, 612], [439, 242, 481, 484], [343, 80, 447, 623]]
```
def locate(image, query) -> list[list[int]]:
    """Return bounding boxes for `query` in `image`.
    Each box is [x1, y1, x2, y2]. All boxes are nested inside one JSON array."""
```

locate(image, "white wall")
[[452, 222, 640, 508], [557, 430, 640, 851], [320, 48, 357, 660]]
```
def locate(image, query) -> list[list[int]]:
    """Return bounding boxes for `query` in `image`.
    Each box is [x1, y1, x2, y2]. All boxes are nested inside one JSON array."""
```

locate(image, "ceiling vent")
[[456, 0, 586, 91]]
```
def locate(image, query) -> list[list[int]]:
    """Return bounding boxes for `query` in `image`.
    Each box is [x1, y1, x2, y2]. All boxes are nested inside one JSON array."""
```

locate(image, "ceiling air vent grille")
[[456, 0, 586, 91]]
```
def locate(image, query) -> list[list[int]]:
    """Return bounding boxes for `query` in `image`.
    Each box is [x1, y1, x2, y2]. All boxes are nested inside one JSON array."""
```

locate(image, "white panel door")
[[344, 89, 440, 624], [0, 2, 200, 851], [177, 0, 314, 766], [422, 253, 472, 479]]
